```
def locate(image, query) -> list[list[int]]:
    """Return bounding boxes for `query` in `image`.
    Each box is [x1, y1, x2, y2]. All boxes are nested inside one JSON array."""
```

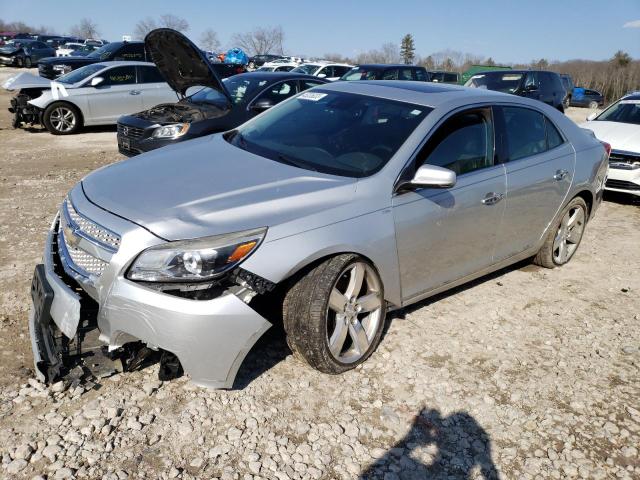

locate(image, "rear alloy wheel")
[[24, 56, 32, 68], [588, 101, 598, 109], [534, 197, 587, 268], [43, 102, 82, 135], [283, 254, 386, 374]]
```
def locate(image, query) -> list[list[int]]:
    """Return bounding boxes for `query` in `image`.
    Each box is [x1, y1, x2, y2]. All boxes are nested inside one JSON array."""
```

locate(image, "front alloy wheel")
[[284, 254, 386, 374], [43, 102, 82, 135]]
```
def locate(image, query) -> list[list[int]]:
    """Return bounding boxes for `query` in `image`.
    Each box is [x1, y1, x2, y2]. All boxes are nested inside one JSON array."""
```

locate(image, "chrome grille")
[[65, 199, 120, 250], [117, 123, 145, 139], [60, 229, 108, 276]]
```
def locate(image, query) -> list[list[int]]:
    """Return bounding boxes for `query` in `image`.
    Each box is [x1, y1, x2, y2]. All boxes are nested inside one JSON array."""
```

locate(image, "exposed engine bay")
[[131, 99, 228, 123], [9, 88, 44, 128]]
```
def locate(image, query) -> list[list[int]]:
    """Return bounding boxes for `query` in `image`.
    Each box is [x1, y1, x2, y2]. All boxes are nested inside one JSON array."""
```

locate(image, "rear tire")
[[15, 56, 24, 68], [283, 254, 386, 374], [42, 102, 82, 135], [533, 197, 587, 268], [588, 101, 598, 109], [24, 56, 32, 68]]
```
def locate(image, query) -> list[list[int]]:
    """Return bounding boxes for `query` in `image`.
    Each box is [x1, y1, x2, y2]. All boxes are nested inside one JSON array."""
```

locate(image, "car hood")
[[2, 72, 51, 91], [145, 28, 231, 101], [0, 46, 20, 54], [82, 134, 358, 241], [580, 121, 640, 152], [38, 56, 93, 65]]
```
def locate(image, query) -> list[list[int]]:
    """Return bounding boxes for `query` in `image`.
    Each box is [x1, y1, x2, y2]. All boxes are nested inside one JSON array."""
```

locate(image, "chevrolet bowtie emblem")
[[64, 224, 81, 248]]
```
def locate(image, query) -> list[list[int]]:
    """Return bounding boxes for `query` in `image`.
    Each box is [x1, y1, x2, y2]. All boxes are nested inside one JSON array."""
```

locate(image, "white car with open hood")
[[581, 92, 640, 196], [4, 61, 177, 134]]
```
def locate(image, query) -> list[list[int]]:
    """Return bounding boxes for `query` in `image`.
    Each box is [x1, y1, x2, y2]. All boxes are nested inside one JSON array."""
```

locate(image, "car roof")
[[317, 80, 521, 107], [623, 93, 640, 101], [232, 71, 327, 81], [354, 64, 423, 69]]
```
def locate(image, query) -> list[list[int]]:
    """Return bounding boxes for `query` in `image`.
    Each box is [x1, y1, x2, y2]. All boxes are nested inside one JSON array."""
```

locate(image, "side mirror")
[[586, 112, 597, 121], [317, 73, 327, 78], [400, 164, 457, 191], [250, 98, 275, 112], [524, 84, 538, 92], [90, 76, 104, 87]]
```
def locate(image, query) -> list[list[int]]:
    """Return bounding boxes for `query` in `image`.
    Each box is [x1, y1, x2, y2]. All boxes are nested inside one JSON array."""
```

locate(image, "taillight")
[[601, 141, 611, 158]]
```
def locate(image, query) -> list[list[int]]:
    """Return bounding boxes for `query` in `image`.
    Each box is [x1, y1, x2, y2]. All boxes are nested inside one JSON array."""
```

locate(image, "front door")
[[493, 105, 574, 260], [86, 65, 142, 124], [393, 107, 507, 302]]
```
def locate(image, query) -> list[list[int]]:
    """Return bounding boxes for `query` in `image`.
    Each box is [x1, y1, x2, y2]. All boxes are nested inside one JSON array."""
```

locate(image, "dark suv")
[[464, 70, 567, 112], [340, 64, 429, 81], [38, 41, 147, 79]]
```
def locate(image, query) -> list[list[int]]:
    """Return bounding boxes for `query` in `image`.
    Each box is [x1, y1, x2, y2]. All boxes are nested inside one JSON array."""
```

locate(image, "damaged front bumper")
[[29, 189, 272, 389]]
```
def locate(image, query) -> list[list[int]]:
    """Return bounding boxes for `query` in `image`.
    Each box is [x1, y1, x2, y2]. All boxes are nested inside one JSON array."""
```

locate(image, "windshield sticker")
[[298, 92, 327, 101], [502, 75, 522, 80], [410, 109, 422, 116]]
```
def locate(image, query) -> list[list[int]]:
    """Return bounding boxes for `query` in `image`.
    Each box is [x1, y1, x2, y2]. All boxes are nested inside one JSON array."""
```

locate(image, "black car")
[[340, 64, 430, 81], [464, 70, 567, 112], [0, 39, 56, 68], [570, 88, 605, 108], [248, 54, 286, 69], [427, 70, 460, 84], [37, 41, 147, 79], [117, 29, 327, 157], [560, 74, 575, 108]]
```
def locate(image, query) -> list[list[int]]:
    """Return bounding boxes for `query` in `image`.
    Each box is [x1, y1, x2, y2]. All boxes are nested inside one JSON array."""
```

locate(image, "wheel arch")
[[572, 189, 594, 219]]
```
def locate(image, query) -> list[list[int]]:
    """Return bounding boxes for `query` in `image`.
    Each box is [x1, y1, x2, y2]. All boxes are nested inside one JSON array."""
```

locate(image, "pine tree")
[[400, 34, 416, 65]]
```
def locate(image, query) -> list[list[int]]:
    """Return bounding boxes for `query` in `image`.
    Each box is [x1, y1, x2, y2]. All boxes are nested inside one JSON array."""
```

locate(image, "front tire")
[[588, 101, 598, 109], [283, 254, 386, 374], [534, 197, 587, 268], [15, 56, 24, 68], [42, 102, 82, 135], [24, 56, 32, 68]]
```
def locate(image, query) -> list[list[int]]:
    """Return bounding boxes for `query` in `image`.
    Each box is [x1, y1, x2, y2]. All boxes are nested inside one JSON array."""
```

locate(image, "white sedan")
[[581, 92, 640, 197], [291, 62, 354, 81], [4, 61, 177, 135]]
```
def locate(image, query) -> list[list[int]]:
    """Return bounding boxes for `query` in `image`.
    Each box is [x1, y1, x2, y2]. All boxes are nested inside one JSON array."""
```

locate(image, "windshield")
[[465, 72, 524, 93], [226, 90, 431, 177], [291, 64, 319, 75], [87, 42, 120, 59], [4, 40, 32, 48], [595, 99, 640, 125], [190, 75, 269, 105], [340, 67, 378, 81], [56, 64, 105, 84]]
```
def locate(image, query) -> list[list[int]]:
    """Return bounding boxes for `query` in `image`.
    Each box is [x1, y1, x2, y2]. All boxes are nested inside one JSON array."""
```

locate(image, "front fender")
[[241, 208, 402, 307]]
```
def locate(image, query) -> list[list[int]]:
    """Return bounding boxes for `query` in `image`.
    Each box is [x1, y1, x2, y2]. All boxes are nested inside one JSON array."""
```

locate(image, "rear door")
[[136, 65, 178, 109], [85, 65, 143, 124], [493, 105, 574, 260]]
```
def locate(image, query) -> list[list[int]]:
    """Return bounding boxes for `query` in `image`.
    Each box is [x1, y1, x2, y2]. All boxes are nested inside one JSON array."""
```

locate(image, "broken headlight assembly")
[[53, 64, 72, 74], [127, 227, 266, 283], [152, 123, 190, 139]]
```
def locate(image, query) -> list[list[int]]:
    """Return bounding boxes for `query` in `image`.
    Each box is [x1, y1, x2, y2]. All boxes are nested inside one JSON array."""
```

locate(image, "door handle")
[[481, 192, 504, 205], [554, 169, 569, 181], [129, 90, 141, 95]]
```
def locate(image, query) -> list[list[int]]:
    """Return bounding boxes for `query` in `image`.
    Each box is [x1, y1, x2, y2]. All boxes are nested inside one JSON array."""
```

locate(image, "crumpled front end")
[[29, 186, 272, 388]]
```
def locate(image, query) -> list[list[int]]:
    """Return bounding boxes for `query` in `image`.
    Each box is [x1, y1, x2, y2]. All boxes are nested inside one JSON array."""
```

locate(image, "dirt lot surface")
[[0, 66, 638, 480]]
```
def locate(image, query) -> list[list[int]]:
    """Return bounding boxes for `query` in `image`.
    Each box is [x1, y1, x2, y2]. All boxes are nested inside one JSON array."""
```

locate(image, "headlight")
[[152, 123, 190, 139], [127, 227, 266, 282]]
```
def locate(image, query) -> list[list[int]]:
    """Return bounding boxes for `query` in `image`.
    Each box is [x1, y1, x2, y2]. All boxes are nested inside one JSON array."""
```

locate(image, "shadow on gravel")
[[360, 408, 499, 479], [232, 327, 291, 390]]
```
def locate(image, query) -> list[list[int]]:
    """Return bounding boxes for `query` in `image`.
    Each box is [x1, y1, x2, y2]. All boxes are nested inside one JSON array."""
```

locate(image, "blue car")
[[570, 88, 605, 108]]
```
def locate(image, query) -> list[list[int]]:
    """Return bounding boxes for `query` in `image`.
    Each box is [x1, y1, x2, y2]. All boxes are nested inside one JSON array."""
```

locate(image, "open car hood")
[[2, 72, 52, 91], [145, 28, 231, 101]]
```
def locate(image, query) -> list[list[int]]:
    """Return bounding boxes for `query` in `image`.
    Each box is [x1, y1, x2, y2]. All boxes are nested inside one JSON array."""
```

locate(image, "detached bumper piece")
[[9, 93, 41, 129]]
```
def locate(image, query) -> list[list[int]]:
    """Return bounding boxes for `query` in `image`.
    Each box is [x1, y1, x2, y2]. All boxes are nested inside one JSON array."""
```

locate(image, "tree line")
[[2, 18, 637, 102]]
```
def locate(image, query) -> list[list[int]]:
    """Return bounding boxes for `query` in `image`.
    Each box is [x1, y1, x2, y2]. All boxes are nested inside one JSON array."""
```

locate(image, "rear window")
[[465, 72, 524, 93]]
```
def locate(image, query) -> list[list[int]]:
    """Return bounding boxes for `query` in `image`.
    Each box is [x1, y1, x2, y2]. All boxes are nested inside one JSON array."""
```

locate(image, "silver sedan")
[[29, 81, 609, 388]]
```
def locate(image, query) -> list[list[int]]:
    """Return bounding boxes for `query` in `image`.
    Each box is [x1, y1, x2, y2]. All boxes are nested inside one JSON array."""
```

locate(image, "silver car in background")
[[29, 81, 608, 389], [4, 61, 177, 134]]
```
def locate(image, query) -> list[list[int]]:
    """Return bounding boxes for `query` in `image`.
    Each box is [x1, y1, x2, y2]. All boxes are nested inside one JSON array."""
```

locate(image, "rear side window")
[[501, 106, 562, 161], [414, 69, 428, 81], [138, 66, 165, 83], [382, 69, 399, 80], [545, 118, 564, 150], [115, 44, 145, 61], [418, 108, 494, 175]]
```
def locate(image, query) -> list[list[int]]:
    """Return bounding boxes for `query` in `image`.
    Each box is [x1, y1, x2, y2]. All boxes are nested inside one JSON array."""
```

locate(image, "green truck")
[[460, 64, 512, 85]]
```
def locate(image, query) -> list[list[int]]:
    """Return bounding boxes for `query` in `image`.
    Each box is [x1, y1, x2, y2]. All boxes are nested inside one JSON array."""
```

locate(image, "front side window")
[[595, 99, 640, 125], [87, 42, 121, 59], [501, 107, 547, 161], [226, 90, 431, 177], [340, 67, 377, 81], [399, 68, 414, 80], [418, 108, 494, 175], [291, 64, 319, 75], [382, 69, 399, 80], [101, 66, 137, 86], [414, 69, 428, 81], [524, 72, 539, 90], [254, 80, 298, 104]]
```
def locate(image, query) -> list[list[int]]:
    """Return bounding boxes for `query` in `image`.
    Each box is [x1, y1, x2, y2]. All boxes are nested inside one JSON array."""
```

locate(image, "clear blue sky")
[[1, 0, 639, 62]]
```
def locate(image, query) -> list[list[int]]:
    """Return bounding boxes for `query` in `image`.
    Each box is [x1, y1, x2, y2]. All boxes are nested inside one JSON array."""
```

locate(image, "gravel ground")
[[0, 66, 639, 480]]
